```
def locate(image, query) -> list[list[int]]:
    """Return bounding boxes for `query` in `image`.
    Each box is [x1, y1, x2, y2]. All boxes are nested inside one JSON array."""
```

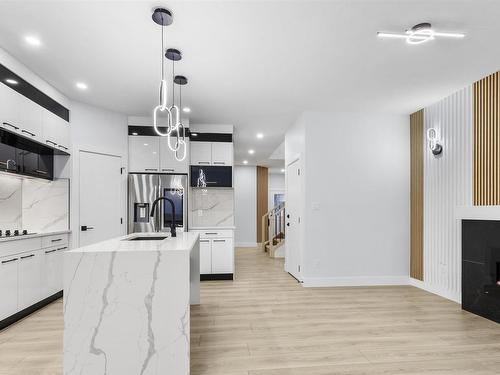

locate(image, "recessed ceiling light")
[[191, 132, 198, 137], [5, 78, 18, 85], [281, 168, 285, 173], [132, 132, 138, 136], [76, 82, 88, 90], [243, 160, 248, 165], [248, 149, 255, 155], [183, 107, 191, 113], [256, 133, 264, 139], [377, 23, 465, 45], [144, 143, 149, 146], [24, 35, 41, 47]]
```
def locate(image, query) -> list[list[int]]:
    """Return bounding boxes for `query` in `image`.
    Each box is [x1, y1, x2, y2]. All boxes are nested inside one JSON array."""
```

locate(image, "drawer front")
[[0, 237, 42, 258], [192, 229, 233, 239], [41, 234, 68, 249]]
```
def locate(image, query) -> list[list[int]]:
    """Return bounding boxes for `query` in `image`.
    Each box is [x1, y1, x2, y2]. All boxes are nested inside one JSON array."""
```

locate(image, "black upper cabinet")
[[0, 128, 55, 180]]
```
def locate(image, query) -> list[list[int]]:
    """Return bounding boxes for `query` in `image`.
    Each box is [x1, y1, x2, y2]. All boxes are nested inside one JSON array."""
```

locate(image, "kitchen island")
[[63, 232, 199, 375]]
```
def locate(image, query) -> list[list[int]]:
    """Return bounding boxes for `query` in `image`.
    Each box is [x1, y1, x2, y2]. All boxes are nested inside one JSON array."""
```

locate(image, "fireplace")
[[462, 220, 500, 323]]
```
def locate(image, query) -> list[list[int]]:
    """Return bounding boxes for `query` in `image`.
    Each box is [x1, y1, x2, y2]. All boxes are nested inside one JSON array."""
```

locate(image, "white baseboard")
[[301, 275, 410, 288], [409, 278, 461, 304], [235, 242, 258, 248]]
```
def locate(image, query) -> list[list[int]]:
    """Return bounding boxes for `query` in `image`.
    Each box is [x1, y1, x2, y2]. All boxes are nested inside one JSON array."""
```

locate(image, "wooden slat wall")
[[256, 166, 268, 243], [473, 72, 500, 205], [410, 110, 424, 281]]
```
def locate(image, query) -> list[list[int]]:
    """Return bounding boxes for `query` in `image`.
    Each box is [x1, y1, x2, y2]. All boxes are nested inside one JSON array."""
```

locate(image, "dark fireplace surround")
[[462, 220, 500, 323]]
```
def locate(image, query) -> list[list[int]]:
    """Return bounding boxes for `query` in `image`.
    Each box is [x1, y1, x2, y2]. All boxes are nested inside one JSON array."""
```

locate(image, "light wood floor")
[[1, 247, 500, 374]]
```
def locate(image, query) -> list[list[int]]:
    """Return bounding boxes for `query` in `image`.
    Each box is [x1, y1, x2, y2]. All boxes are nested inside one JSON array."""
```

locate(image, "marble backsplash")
[[0, 174, 69, 232], [189, 188, 234, 227]]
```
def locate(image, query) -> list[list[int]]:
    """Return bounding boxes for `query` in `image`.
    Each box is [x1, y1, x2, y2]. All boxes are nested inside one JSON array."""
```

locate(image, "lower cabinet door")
[[0, 255, 19, 320], [211, 238, 233, 274], [18, 251, 42, 310], [41, 246, 63, 297], [199, 239, 212, 274]]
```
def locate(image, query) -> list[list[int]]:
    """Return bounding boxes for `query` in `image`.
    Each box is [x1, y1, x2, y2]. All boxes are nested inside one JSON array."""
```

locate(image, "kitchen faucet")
[[150, 197, 177, 237]]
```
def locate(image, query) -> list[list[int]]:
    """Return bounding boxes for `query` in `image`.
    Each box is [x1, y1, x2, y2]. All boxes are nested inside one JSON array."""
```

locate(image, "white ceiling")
[[0, 1, 500, 167]]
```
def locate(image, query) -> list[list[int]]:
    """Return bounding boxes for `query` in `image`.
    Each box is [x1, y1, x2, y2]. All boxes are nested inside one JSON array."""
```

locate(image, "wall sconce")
[[427, 128, 443, 156]]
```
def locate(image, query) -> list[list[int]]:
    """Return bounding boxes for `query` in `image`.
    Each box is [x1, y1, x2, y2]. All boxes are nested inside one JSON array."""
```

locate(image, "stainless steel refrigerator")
[[128, 174, 188, 234]]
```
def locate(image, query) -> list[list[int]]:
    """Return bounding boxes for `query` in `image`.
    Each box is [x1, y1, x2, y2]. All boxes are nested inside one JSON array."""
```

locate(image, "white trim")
[[235, 242, 258, 248], [409, 278, 461, 304], [301, 276, 409, 288]]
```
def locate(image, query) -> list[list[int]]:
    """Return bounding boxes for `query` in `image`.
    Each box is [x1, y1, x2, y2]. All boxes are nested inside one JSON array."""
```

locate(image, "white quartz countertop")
[[455, 206, 500, 220], [68, 232, 199, 254], [0, 229, 71, 243]]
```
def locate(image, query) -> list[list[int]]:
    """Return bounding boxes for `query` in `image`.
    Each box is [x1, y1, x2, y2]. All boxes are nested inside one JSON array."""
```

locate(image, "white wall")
[[69, 101, 128, 248], [268, 173, 285, 210], [234, 166, 257, 247], [411, 87, 472, 303], [286, 111, 410, 286]]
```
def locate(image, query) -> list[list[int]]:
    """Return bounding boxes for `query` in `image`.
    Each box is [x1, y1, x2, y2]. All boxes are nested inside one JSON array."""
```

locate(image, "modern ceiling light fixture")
[[377, 23, 465, 45], [152, 7, 174, 137], [24, 35, 41, 47], [427, 128, 443, 155], [248, 149, 255, 155], [171, 74, 188, 161], [5, 78, 18, 85], [183, 107, 191, 113], [256, 133, 264, 139], [76, 82, 88, 90]]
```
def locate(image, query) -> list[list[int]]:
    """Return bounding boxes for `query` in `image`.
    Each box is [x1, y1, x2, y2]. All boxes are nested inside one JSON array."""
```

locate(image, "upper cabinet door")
[[211, 142, 233, 166], [18, 95, 43, 143], [0, 84, 21, 133], [42, 110, 70, 151], [190, 142, 212, 166], [129, 136, 160, 173], [159, 137, 189, 174]]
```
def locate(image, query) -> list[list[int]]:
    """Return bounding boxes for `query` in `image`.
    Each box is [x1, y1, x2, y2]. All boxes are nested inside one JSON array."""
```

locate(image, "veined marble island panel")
[[64, 232, 199, 375]]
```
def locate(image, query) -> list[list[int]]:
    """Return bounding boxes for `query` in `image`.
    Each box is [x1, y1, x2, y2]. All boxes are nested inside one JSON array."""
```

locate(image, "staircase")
[[261, 202, 285, 258]]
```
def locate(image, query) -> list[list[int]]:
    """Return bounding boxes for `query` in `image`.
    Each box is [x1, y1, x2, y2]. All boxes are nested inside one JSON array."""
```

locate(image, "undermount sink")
[[126, 236, 170, 241]]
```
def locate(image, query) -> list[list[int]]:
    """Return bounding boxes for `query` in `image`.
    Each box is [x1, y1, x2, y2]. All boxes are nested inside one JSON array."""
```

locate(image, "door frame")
[[76, 149, 125, 248], [285, 157, 302, 281]]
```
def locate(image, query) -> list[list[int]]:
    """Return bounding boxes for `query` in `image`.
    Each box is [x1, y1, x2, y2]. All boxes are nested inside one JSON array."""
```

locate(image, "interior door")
[[79, 151, 123, 247], [286, 159, 301, 280]]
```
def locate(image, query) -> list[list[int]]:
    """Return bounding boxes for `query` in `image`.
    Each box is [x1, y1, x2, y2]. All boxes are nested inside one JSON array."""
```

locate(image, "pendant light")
[[165, 48, 182, 152], [152, 8, 173, 137], [172, 75, 188, 161]]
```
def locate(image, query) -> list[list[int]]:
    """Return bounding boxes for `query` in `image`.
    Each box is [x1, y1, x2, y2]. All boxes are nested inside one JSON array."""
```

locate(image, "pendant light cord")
[[172, 58, 175, 106]]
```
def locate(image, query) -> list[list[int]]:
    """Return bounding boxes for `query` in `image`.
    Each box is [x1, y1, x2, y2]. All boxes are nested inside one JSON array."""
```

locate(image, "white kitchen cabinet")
[[199, 239, 212, 274], [18, 95, 43, 142], [129, 136, 160, 172], [0, 84, 21, 133], [42, 110, 70, 151], [0, 255, 19, 320], [18, 250, 42, 310], [190, 142, 212, 166], [211, 142, 233, 166], [211, 238, 234, 273], [159, 136, 189, 173], [41, 245, 66, 297]]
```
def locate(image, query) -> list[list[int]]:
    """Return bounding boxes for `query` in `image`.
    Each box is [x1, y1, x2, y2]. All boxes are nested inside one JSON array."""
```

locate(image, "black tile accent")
[[0, 64, 69, 122], [0, 291, 62, 331], [128, 125, 189, 137], [462, 220, 500, 323], [190, 132, 233, 142], [200, 273, 233, 281]]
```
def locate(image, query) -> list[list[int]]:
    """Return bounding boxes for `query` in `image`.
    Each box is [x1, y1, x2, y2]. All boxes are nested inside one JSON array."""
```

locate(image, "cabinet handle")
[[46, 140, 57, 146], [20, 254, 35, 260], [2, 122, 19, 131], [162, 168, 174, 172], [45, 249, 57, 254], [34, 169, 48, 175], [213, 162, 225, 165], [200, 240, 210, 243], [21, 129, 36, 137], [58, 145, 68, 150], [1, 258, 18, 264], [197, 162, 210, 165], [145, 168, 158, 171], [205, 232, 218, 235], [51, 238, 62, 242], [57, 246, 68, 251], [213, 239, 226, 243]]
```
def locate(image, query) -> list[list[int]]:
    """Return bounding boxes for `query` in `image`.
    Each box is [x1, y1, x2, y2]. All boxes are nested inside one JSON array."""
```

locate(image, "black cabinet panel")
[[0, 136, 18, 173], [190, 166, 232, 188]]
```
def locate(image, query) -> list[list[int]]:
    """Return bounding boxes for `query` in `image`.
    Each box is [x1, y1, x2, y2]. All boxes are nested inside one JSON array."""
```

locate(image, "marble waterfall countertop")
[[63, 232, 200, 375]]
